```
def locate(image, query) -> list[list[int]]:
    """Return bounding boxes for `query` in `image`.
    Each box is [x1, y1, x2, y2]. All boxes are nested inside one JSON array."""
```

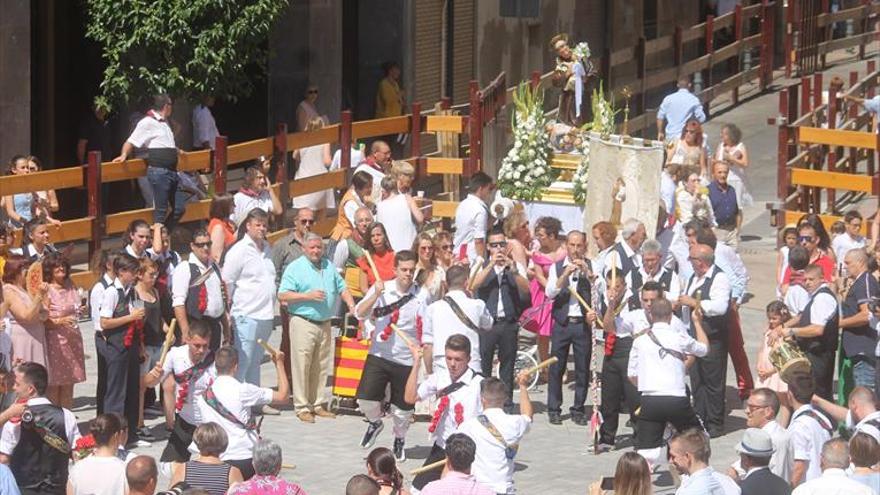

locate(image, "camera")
[[157, 482, 189, 495], [859, 297, 880, 314]]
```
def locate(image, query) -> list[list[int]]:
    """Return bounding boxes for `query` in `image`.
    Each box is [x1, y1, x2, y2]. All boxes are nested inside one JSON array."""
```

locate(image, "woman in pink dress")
[[1, 255, 48, 368], [756, 301, 792, 426], [522, 217, 567, 377], [42, 253, 86, 408]]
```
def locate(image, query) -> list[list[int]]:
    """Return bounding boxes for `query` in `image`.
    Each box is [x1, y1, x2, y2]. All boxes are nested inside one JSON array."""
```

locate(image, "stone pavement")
[[63, 56, 878, 494]]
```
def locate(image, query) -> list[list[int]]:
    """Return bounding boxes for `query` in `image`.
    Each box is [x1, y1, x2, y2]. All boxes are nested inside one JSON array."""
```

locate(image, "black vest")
[[476, 261, 527, 322], [105, 287, 133, 344], [841, 271, 878, 359], [686, 267, 728, 338], [627, 267, 675, 310], [551, 259, 593, 325], [612, 243, 637, 279], [10, 403, 70, 490], [184, 262, 224, 321], [797, 286, 840, 354]]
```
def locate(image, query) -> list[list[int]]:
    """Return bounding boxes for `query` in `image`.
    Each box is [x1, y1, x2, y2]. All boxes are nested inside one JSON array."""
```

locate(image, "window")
[[500, 0, 540, 18]]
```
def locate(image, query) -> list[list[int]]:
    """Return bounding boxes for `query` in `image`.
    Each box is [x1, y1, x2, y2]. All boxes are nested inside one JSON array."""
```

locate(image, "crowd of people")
[[0, 78, 877, 495]]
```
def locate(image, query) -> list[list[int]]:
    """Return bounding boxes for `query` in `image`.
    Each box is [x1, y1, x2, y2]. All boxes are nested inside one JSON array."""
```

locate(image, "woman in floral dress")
[[43, 252, 86, 409]]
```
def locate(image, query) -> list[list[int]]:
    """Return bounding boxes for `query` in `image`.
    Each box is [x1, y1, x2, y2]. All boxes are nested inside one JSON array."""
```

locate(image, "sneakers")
[[360, 420, 384, 449], [393, 437, 406, 462], [136, 427, 157, 442]]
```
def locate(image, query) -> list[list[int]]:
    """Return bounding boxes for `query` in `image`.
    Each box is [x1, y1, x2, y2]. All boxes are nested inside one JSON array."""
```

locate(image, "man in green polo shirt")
[[278, 233, 356, 423]]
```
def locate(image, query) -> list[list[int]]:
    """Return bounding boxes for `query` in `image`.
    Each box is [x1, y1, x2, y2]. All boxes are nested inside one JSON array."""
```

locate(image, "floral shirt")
[[227, 475, 307, 495]]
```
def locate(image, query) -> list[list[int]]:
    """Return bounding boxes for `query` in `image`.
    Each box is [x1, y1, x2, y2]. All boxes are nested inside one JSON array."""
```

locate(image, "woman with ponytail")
[[367, 447, 410, 495], [67, 413, 128, 495]]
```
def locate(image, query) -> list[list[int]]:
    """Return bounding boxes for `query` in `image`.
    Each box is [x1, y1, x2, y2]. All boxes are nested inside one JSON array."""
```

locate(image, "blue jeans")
[[147, 167, 184, 228], [853, 357, 876, 392], [233, 314, 275, 386]]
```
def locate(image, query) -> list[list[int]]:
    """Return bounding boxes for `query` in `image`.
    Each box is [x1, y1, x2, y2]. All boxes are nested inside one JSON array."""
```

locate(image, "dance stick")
[[281, 463, 296, 470], [610, 251, 618, 288], [389, 324, 415, 348], [410, 458, 446, 476], [571, 291, 604, 329], [158, 319, 178, 367], [363, 251, 382, 284], [520, 356, 559, 376], [257, 339, 279, 358]]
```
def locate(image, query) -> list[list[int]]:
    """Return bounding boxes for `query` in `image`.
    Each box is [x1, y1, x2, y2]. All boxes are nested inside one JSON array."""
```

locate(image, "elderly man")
[[728, 388, 792, 482], [172, 229, 229, 350], [333, 206, 374, 298], [625, 239, 681, 307], [126, 456, 159, 495], [279, 233, 355, 423], [656, 76, 706, 143], [227, 439, 308, 495], [355, 140, 392, 203], [791, 438, 874, 495], [838, 248, 879, 391], [605, 218, 646, 281], [680, 243, 731, 438], [734, 429, 792, 495], [708, 162, 741, 251]]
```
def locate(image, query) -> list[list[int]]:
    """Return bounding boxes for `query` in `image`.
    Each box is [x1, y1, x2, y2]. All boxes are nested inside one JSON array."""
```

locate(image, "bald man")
[[838, 248, 879, 392], [812, 386, 880, 442]]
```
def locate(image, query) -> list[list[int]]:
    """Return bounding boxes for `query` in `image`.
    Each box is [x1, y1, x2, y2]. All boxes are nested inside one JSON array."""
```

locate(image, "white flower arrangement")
[[572, 42, 591, 61], [497, 82, 558, 201], [572, 82, 616, 204]]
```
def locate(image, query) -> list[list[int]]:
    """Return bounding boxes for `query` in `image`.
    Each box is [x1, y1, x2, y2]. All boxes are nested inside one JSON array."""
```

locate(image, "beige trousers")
[[714, 226, 740, 252], [289, 315, 332, 411]]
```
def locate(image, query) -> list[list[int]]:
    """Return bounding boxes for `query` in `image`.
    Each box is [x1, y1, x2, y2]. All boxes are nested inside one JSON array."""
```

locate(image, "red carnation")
[[454, 402, 464, 425], [198, 285, 208, 314], [415, 315, 423, 344], [429, 396, 450, 433]]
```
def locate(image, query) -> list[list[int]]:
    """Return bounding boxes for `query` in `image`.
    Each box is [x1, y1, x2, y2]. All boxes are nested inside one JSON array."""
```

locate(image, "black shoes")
[[548, 412, 562, 425], [571, 412, 589, 426]]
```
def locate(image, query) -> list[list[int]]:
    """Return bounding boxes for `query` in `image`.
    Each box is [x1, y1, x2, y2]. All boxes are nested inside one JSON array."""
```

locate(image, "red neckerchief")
[[238, 187, 260, 198], [361, 157, 384, 172]]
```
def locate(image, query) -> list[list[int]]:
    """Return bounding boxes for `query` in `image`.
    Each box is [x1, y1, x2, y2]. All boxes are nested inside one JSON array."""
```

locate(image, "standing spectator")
[[122, 219, 153, 260], [454, 172, 494, 263], [502, 208, 532, 273], [19, 218, 58, 262], [330, 171, 374, 249], [89, 249, 116, 415], [419, 433, 494, 495], [4, 156, 58, 228], [755, 304, 793, 421], [376, 62, 405, 119], [227, 439, 308, 495], [355, 141, 392, 204], [784, 224, 835, 283], [777, 227, 799, 297], [676, 169, 715, 226], [232, 162, 282, 228], [356, 223, 396, 292], [797, 214, 835, 264], [42, 253, 85, 409], [848, 433, 880, 490], [708, 162, 741, 250], [333, 207, 374, 297], [734, 428, 792, 495], [365, 447, 410, 495], [272, 207, 314, 285], [134, 257, 165, 441], [791, 438, 873, 495], [2, 255, 48, 369], [172, 229, 230, 348], [656, 76, 706, 143], [222, 209, 278, 396], [838, 249, 879, 392], [525, 217, 567, 371], [728, 388, 793, 482], [413, 233, 446, 304], [588, 452, 652, 495], [0, 363, 81, 493], [296, 84, 322, 132], [667, 119, 709, 179], [391, 161, 415, 194], [714, 123, 752, 210], [278, 233, 355, 422], [77, 100, 113, 164], [207, 194, 237, 264], [434, 231, 455, 270], [113, 94, 186, 230], [376, 177, 423, 252], [331, 140, 365, 171], [668, 429, 726, 495], [786, 373, 833, 487], [127, 456, 159, 495], [67, 414, 128, 495], [832, 211, 866, 274], [192, 96, 219, 150], [292, 118, 333, 220], [169, 422, 244, 495]]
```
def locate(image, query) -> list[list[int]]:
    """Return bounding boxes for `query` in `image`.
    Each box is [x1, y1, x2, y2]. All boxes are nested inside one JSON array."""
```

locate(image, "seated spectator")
[[227, 439, 308, 495], [127, 455, 159, 495], [233, 161, 281, 228], [207, 194, 236, 264], [420, 433, 494, 495], [588, 452, 652, 495], [346, 474, 380, 495], [26, 156, 59, 214], [356, 222, 396, 293], [67, 414, 128, 495], [169, 422, 244, 495], [366, 447, 410, 495], [848, 432, 880, 491]]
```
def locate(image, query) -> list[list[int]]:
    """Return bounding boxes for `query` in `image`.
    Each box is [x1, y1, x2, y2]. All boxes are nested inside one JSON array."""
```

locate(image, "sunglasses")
[[300, 219, 315, 225], [489, 241, 508, 248], [798, 235, 814, 243], [193, 241, 213, 248], [439, 244, 453, 251], [307, 90, 318, 94], [850, 223, 862, 228], [419, 245, 434, 251]]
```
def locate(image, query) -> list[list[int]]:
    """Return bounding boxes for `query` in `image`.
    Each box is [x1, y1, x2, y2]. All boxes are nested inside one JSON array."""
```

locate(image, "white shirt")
[[714, 242, 750, 302], [454, 194, 489, 262], [89, 273, 114, 332], [221, 235, 277, 321], [788, 404, 833, 483], [356, 280, 426, 366], [603, 242, 642, 276], [616, 309, 688, 339], [731, 420, 792, 481], [423, 290, 492, 372], [676, 466, 725, 495], [127, 112, 176, 149], [545, 257, 588, 317], [457, 408, 531, 494], [233, 191, 274, 228], [853, 410, 880, 442], [68, 455, 128, 495], [99, 279, 134, 320], [661, 169, 677, 215], [0, 398, 81, 455], [676, 188, 716, 226], [160, 345, 218, 425], [376, 194, 418, 252], [683, 265, 731, 326], [353, 162, 385, 203], [791, 468, 876, 495], [195, 375, 273, 460], [192, 104, 219, 150], [831, 233, 866, 274], [806, 284, 838, 327], [625, 265, 682, 304], [172, 254, 226, 318], [417, 368, 483, 448], [785, 284, 810, 316], [628, 321, 708, 396], [330, 147, 365, 171]]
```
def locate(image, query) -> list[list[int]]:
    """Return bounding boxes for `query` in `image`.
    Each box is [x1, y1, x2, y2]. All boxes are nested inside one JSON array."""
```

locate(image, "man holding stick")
[[354, 250, 426, 462], [171, 228, 229, 350]]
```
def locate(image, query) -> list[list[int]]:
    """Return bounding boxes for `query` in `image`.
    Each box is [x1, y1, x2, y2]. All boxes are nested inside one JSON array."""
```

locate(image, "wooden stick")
[[521, 356, 559, 376], [389, 323, 415, 348], [363, 251, 382, 283], [257, 338, 279, 358], [410, 458, 446, 476], [158, 319, 178, 367], [572, 291, 604, 329], [281, 463, 296, 470], [610, 251, 618, 289]]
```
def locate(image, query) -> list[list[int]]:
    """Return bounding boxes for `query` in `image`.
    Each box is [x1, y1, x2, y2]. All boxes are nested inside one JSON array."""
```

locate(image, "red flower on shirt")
[[453, 402, 464, 425], [415, 315, 423, 344], [176, 381, 189, 412], [198, 284, 208, 313], [124, 319, 144, 349], [379, 309, 400, 342], [429, 396, 450, 433]]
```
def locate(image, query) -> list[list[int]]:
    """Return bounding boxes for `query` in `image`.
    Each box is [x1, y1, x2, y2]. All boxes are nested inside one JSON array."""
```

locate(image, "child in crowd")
[[775, 226, 798, 298], [755, 301, 792, 426]]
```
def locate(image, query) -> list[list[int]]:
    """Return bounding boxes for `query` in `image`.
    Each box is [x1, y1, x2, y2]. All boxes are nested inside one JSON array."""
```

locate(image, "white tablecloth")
[[523, 201, 585, 234]]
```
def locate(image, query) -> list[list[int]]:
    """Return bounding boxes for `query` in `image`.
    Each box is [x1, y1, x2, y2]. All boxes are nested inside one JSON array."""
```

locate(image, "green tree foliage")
[[86, 0, 289, 111]]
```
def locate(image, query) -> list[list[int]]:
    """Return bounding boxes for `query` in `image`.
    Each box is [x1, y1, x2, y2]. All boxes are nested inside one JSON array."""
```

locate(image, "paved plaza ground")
[[63, 56, 877, 494]]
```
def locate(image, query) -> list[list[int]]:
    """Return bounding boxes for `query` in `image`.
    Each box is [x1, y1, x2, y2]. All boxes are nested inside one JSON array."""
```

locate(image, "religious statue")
[[610, 177, 626, 228], [550, 33, 598, 128]]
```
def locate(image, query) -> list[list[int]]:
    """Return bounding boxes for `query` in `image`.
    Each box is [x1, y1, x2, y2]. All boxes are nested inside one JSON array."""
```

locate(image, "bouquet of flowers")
[[497, 82, 557, 201], [73, 434, 96, 460], [572, 83, 617, 204], [572, 42, 591, 61]]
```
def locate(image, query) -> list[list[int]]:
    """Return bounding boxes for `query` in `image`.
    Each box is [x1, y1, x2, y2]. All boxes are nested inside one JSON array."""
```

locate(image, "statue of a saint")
[[550, 33, 598, 128]]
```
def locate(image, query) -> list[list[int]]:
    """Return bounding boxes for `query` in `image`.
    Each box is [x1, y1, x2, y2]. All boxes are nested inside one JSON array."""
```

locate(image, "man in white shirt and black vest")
[[471, 227, 530, 409], [604, 219, 647, 282], [114, 94, 186, 230], [404, 334, 483, 491], [145, 320, 217, 467], [544, 230, 596, 425], [355, 250, 426, 462], [0, 362, 80, 495], [171, 228, 230, 351], [771, 264, 839, 401], [679, 243, 731, 438], [625, 239, 682, 307]]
